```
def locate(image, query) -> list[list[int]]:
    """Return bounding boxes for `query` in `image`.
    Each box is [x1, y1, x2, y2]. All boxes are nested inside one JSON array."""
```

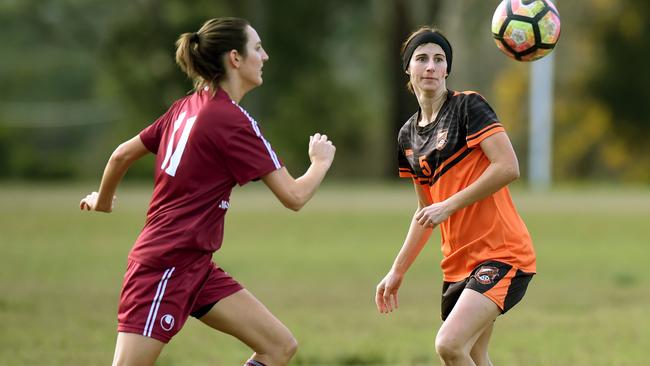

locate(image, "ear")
[[227, 49, 241, 69]]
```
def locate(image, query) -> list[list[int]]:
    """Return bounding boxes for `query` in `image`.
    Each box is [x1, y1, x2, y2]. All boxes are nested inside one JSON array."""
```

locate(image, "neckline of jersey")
[[414, 89, 452, 135]]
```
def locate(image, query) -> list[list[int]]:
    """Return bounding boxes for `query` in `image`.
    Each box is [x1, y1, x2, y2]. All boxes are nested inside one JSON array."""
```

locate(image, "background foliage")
[[1, 0, 649, 183]]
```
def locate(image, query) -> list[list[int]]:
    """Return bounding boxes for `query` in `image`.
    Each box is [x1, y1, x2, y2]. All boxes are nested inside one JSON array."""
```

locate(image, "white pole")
[[528, 50, 554, 191]]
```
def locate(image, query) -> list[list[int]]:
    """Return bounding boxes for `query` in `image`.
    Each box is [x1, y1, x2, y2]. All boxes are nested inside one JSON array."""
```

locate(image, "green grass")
[[1, 183, 649, 365]]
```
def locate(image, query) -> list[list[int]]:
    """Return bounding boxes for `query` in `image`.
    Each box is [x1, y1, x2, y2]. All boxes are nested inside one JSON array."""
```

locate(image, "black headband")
[[402, 31, 453, 75]]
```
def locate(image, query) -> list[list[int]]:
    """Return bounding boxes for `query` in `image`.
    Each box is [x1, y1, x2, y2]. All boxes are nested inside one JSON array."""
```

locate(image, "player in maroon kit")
[[79, 18, 335, 366]]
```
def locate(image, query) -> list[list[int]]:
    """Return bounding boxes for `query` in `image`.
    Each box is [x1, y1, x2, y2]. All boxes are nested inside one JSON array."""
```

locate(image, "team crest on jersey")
[[435, 129, 449, 150], [474, 266, 499, 285]]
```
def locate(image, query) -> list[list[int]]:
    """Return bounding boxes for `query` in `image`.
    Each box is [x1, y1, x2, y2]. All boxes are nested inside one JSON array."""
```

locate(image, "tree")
[[384, 0, 443, 177]]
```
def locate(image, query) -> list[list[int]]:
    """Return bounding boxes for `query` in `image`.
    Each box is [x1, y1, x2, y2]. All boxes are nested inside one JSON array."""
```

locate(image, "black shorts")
[[440, 260, 534, 321]]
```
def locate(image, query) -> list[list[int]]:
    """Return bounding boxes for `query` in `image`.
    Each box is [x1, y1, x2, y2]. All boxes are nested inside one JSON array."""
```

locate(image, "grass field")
[[1, 182, 649, 365]]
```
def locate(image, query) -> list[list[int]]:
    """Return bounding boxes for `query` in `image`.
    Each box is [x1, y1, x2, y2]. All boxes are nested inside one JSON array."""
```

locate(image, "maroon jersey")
[[131, 88, 282, 269]]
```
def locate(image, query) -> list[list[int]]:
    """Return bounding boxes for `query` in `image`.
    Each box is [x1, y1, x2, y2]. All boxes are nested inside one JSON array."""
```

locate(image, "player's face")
[[407, 43, 447, 94], [240, 25, 269, 88]]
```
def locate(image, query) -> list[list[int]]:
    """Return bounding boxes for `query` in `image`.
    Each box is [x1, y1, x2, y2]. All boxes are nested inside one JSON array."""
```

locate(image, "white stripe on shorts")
[[143, 267, 175, 337]]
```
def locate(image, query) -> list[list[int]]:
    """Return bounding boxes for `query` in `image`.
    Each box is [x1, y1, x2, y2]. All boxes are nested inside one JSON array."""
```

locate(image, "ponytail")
[[175, 18, 249, 92]]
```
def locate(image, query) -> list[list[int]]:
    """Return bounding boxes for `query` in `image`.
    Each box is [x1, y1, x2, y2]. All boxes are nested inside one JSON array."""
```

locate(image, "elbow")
[[109, 143, 135, 165], [507, 163, 520, 183], [281, 190, 308, 212], [109, 151, 127, 166], [283, 195, 306, 212], [494, 160, 520, 184], [285, 202, 303, 212]]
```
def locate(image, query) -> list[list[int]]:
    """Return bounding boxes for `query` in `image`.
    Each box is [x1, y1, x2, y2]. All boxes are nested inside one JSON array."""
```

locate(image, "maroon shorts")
[[117, 257, 243, 343]]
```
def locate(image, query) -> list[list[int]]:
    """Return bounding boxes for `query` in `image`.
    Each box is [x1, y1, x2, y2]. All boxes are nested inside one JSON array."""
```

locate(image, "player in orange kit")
[[375, 26, 536, 366]]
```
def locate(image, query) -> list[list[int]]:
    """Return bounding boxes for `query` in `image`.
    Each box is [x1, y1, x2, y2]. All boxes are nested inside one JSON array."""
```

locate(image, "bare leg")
[[435, 289, 500, 366], [470, 322, 494, 366], [198, 289, 297, 366], [112, 332, 165, 366]]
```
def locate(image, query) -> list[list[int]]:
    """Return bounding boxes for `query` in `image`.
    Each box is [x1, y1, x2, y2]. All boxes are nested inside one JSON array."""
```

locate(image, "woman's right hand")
[[375, 270, 404, 314], [308, 133, 336, 167]]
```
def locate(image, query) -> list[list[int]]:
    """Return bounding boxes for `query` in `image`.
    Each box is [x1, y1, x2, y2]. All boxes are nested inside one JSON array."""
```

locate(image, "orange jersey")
[[397, 90, 536, 281]]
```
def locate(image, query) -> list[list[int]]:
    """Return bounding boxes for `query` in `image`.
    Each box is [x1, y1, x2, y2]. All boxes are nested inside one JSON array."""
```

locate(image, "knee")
[[268, 334, 298, 364], [283, 336, 298, 359], [435, 335, 466, 362]]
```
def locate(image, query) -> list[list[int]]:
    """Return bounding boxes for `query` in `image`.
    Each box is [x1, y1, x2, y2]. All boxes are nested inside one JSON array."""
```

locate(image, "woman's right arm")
[[80, 135, 150, 212], [375, 181, 434, 313], [262, 133, 335, 211]]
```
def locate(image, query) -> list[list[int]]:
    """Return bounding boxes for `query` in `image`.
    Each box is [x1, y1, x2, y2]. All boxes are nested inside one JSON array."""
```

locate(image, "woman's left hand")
[[80, 192, 115, 213], [415, 201, 452, 227]]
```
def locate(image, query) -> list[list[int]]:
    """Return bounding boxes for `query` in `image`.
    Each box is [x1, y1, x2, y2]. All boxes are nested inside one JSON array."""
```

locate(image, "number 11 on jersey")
[[161, 111, 196, 177]]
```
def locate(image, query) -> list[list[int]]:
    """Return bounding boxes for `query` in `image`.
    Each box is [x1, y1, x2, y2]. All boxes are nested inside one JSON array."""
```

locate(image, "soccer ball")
[[491, 0, 561, 61]]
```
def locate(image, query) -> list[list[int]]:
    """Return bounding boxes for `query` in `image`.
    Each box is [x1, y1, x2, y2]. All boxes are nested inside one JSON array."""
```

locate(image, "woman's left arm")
[[415, 132, 519, 227]]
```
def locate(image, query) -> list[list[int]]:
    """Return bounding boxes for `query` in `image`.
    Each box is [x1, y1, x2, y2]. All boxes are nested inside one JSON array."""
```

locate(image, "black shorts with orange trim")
[[440, 260, 533, 321]]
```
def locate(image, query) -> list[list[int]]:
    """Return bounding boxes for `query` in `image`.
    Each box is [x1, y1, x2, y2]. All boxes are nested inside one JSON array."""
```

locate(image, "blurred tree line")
[[0, 0, 648, 183]]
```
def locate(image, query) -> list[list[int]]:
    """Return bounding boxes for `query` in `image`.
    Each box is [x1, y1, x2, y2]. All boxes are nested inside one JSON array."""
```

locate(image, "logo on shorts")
[[474, 266, 499, 285], [160, 314, 175, 331]]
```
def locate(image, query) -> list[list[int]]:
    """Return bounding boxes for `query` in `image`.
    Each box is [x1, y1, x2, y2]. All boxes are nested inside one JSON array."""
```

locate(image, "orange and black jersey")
[[398, 90, 504, 184], [397, 90, 536, 281]]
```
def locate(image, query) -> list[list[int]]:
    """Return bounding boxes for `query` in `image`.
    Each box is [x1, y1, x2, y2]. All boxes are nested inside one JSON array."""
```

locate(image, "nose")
[[262, 49, 269, 63], [426, 59, 436, 72]]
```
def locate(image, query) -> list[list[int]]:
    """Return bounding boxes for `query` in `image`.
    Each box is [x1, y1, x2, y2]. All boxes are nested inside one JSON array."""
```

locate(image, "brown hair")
[[175, 17, 250, 92]]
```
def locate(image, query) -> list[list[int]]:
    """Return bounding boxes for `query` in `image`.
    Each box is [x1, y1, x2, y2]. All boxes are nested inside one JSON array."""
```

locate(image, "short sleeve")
[[397, 130, 416, 178], [223, 120, 283, 186], [464, 93, 505, 148], [397, 147, 416, 178], [139, 101, 180, 154]]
